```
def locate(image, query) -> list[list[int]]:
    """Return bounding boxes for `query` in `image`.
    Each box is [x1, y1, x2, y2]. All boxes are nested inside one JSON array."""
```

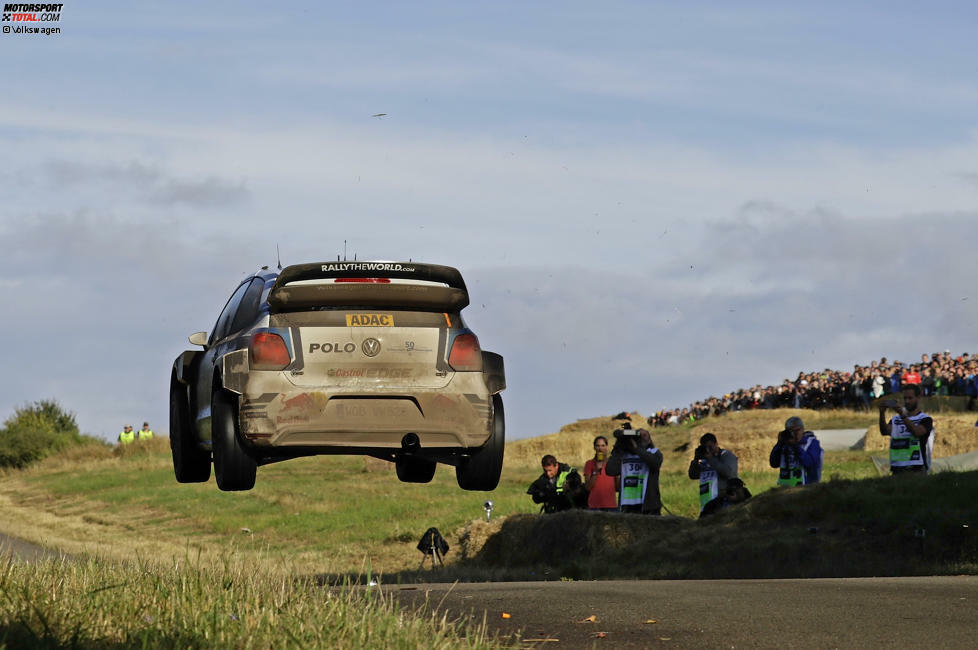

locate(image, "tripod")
[[417, 527, 448, 570]]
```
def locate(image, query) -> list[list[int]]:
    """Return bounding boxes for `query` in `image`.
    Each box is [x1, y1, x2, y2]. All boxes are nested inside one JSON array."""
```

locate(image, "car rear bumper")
[[236, 373, 493, 450]]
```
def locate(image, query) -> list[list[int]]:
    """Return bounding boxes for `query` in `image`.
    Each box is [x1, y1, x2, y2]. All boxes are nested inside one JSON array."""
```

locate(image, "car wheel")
[[455, 393, 505, 491], [212, 389, 257, 491], [170, 374, 211, 483], [395, 455, 437, 483]]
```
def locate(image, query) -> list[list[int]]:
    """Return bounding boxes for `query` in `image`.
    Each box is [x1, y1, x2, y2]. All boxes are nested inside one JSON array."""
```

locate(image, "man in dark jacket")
[[606, 427, 663, 514], [526, 454, 586, 513], [688, 432, 738, 513]]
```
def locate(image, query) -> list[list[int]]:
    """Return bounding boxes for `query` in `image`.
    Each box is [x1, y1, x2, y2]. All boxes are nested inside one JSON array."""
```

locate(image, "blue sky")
[[2, 1, 978, 441]]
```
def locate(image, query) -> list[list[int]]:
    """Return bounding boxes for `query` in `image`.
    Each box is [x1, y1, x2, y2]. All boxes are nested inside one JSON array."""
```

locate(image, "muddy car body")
[[169, 261, 505, 491]]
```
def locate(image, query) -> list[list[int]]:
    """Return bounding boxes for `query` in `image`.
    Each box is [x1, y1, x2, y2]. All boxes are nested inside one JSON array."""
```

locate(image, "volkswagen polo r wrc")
[[169, 261, 505, 491]]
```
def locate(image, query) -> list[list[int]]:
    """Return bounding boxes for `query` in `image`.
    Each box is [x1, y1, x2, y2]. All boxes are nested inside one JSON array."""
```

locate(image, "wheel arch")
[[172, 350, 203, 386]]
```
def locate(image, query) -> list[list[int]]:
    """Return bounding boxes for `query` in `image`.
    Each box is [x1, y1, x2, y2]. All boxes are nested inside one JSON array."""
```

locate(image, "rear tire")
[[212, 389, 257, 491], [170, 375, 211, 483], [456, 394, 505, 491], [395, 455, 437, 483]]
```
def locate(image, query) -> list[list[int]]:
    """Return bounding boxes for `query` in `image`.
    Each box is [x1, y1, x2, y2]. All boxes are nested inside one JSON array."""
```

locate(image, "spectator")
[[903, 365, 922, 386], [879, 384, 934, 475], [526, 454, 586, 513], [889, 365, 902, 394], [650, 350, 978, 432], [921, 368, 936, 396], [606, 427, 663, 515], [118, 424, 135, 445], [769, 416, 823, 486], [584, 435, 618, 511], [688, 433, 738, 514], [138, 421, 154, 441], [872, 371, 886, 399], [700, 478, 752, 517]]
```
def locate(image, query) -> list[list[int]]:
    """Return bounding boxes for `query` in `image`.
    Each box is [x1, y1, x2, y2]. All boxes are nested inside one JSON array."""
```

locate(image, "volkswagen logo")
[[362, 338, 381, 357]]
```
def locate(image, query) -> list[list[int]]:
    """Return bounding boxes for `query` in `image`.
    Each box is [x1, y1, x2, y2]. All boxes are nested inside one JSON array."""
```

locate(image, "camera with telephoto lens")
[[694, 444, 707, 459], [778, 429, 794, 444], [614, 425, 639, 439]]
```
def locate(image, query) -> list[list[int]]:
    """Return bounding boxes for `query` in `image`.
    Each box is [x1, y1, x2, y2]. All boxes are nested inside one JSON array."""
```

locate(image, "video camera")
[[613, 422, 639, 438]]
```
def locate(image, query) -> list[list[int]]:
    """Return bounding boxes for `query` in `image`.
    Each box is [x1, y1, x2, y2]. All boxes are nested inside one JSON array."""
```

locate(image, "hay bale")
[[454, 517, 506, 561]]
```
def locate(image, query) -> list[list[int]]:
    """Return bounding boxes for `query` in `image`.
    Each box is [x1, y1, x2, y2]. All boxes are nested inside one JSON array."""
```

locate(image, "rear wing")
[[268, 261, 470, 313]]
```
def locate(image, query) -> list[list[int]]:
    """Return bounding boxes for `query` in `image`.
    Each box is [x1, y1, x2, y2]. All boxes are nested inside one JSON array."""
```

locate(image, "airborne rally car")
[[169, 261, 505, 492]]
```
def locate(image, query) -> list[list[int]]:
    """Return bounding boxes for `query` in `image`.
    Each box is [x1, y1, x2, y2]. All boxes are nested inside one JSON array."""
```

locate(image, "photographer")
[[688, 433, 738, 513], [526, 454, 586, 513], [700, 477, 752, 518], [606, 425, 663, 514], [769, 416, 823, 486], [879, 384, 934, 474]]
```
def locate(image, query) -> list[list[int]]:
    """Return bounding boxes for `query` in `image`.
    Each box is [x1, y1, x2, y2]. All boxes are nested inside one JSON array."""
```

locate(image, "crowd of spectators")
[[648, 350, 978, 427]]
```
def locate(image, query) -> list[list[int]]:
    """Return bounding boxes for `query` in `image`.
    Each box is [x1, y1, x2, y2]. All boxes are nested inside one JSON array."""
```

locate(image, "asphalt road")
[[5, 529, 976, 647], [387, 576, 978, 648], [0, 531, 65, 563]]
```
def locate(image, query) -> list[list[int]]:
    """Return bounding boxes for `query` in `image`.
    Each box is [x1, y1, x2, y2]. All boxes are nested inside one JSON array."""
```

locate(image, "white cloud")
[[3, 2, 978, 441]]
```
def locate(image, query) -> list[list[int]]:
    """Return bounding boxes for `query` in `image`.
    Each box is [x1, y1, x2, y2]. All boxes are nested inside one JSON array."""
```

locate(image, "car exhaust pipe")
[[401, 433, 420, 453]]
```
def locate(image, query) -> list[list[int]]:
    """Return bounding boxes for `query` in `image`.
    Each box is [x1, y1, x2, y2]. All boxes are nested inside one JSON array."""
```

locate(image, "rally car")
[[169, 261, 505, 492]]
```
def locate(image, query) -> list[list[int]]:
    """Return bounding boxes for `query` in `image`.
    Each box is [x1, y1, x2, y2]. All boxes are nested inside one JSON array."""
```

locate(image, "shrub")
[[0, 399, 84, 468]]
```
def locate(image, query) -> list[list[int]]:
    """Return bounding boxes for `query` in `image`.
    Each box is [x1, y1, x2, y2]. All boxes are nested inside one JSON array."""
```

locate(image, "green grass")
[[5, 446, 545, 574], [3, 438, 884, 571], [0, 553, 512, 649]]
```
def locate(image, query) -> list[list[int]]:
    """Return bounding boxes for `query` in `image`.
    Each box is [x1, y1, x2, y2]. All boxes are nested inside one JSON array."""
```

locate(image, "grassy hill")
[[2, 407, 977, 582], [0, 437, 549, 576]]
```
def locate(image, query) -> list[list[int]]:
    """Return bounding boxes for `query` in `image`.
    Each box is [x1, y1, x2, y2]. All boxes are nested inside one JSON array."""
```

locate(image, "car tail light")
[[449, 333, 483, 371], [250, 332, 291, 370], [334, 277, 391, 283]]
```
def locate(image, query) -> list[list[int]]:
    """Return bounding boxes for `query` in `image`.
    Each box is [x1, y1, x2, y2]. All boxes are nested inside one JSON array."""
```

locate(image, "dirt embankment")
[[454, 470, 978, 580]]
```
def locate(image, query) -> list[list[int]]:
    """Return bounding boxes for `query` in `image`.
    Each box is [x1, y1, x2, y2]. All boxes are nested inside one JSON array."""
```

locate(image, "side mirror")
[[188, 331, 209, 347]]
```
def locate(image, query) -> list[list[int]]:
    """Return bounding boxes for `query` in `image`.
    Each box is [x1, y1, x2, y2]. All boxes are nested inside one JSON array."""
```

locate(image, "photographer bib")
[[777, 439, 815, 487], [698, 468, 718, 510], [889, 412, 933, 470], [619, 451, 656, 507]]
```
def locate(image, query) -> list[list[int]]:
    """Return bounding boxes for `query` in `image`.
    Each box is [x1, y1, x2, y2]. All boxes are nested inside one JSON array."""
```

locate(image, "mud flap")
[[222, 350, 250, 395], [482, 351, 506, 394]]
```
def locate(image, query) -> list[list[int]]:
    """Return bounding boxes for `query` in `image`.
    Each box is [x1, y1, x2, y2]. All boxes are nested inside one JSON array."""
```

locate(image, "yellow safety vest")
[[138, 429, 154, 440], [555, 468, 576, 493], [119, 430, 135, 445]]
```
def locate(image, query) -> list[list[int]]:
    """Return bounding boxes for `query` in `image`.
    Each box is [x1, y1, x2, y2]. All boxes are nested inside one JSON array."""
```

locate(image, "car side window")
[[210, 280, 251, 344], [229, 278, 264, 335]]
